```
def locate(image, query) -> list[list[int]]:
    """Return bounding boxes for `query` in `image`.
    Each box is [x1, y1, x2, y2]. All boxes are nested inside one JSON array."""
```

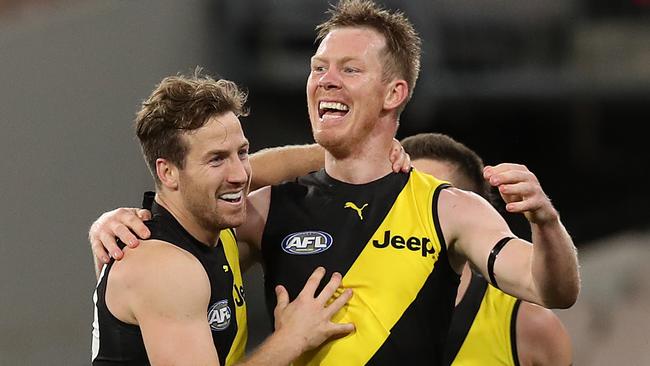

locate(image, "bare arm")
[[111, 242, 353, 366], [88, 141, 410, 270], [516, 302, 573, 366], [249, 139, 410, 191], [109, 241, 221, 364], [249, 144, 325, 191], [442, 163, 579, 308]]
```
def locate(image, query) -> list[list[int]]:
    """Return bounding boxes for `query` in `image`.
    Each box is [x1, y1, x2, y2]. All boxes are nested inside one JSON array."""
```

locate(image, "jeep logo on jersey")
[[281, 231, 333, 255], [208, 300, 231, 331], [372, 230, 436, 257]]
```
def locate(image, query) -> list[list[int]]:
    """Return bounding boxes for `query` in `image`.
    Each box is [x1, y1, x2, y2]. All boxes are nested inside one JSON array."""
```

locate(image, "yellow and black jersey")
[[444, 272, 521, 366], [92, 199, 247, 365], [261, 169, 459, 365]]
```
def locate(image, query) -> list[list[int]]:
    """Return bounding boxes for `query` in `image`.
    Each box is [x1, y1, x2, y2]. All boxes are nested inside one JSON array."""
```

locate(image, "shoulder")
[[516, 302, 573, 365], [438, 187, 510, 239], [109, 240, 211, 313]]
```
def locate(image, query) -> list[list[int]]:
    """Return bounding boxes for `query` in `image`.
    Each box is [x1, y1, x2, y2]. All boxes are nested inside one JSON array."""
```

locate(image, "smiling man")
[[91, 73, 354, 365]]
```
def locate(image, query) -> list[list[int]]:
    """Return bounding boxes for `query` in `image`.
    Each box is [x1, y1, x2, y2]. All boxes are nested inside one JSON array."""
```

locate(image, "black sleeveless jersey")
[[91, 201, 247, 365], [261, 169, 459, 365]]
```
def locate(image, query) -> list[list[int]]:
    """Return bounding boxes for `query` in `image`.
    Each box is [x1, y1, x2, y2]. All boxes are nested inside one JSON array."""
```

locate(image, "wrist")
[[269, 327, 308, 359]]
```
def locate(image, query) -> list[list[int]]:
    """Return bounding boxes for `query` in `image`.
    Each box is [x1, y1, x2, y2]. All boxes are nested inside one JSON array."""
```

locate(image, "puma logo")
[[344, 202, 368, 220]]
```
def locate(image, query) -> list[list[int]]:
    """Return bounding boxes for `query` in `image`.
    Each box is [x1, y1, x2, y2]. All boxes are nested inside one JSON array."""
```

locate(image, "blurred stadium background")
[[0, 0, 648, 364]]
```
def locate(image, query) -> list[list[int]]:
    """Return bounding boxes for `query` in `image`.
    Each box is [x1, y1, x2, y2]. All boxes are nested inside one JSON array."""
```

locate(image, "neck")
[[154, 192, 219, 247], [324, 120, 396, 184]]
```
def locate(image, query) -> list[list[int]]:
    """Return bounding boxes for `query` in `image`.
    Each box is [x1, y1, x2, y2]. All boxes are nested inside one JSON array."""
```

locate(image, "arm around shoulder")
[[249, 144, 324, 191]]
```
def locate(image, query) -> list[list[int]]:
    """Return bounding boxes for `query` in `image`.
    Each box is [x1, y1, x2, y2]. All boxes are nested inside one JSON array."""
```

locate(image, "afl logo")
[[208, 300, 231, 331], [281, 231, 333, 255]]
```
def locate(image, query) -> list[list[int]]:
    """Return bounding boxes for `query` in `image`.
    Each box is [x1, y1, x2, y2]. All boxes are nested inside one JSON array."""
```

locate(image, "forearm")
[[530, 218, 579, 308], [236, 329, 305, 366], [249, 144, 324, 191]]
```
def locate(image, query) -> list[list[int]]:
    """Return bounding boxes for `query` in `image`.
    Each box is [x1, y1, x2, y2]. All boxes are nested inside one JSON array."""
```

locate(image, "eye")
[[311, 65, 326, 73], [238, 148, 249, 160], [209, 156, 225, 166], [343, 66, 359, 74]]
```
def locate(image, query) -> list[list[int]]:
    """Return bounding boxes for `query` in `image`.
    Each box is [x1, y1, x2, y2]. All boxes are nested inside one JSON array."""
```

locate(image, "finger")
[[389, 145, 402, 172], [498, 182, 535, 199], [90, 237, 110, 264], [486, 163, 526, 174], [325, 288, 352, 317], [316, 272, 342, 304], [505, 200, 536, 213], [275, 285, 289, 312], [136, 209, 152, 221], [99, 231, 124, 260], [326, 321, 355, 338], [122, 213, 151, 241], [488, 170, 536, 187], [391, 148, 407, 173], [114, 225, 141, 248], [401, 153, 411, 173], [299, 267, 326, 297]]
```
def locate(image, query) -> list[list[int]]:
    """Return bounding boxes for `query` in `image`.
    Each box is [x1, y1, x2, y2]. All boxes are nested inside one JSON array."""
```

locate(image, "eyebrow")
[[311, 56, 361, 64], [203, 140, 249, 158]]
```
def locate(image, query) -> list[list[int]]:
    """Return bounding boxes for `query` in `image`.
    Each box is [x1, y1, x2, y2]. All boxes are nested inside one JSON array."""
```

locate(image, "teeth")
[[220, 191, 242, 200], [319, 101, 349, 111]]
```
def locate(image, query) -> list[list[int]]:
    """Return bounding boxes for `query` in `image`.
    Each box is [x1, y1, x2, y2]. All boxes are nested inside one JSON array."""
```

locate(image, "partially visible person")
[[91, 73, 354, 365], [402, 132, 573, 366]]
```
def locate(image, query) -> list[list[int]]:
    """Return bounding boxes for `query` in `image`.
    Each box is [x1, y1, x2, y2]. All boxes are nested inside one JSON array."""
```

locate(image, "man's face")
[[177, 112, 251, 232], [307, 27, 390, 155]]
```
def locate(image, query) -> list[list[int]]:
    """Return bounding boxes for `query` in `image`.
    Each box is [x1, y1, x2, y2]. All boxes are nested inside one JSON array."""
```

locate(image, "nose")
[[227, 157, 250, 186], [318, 68, 342, 90]]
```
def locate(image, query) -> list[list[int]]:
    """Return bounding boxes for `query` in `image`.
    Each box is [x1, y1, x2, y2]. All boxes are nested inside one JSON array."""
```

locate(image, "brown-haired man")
[[90, 1, 579, 365], [402, 133, 573, 366], [91, 73, 355, 365]]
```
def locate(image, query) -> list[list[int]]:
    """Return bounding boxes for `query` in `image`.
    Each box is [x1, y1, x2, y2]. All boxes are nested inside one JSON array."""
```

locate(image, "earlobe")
[[384, 80, 408, 110], [156, 158, 179, 189]]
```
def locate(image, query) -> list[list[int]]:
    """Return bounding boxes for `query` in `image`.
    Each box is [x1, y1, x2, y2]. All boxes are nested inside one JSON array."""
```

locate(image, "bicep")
[[125, 244, 220, 365], [439, 189, 536, 301], [139, 313, 220, 365]]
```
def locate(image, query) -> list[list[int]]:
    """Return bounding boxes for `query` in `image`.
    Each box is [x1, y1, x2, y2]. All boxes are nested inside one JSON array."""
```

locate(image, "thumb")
[[275, 285, 289, 311]]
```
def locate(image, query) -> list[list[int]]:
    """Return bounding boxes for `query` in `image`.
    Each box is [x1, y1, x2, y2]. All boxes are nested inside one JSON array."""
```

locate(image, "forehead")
[[315, 26, 386, 61], [184, 112, 247, 153]]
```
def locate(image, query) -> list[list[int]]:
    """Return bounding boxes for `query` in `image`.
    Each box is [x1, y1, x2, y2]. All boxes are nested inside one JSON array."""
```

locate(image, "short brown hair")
[[316, 0, 421, 110], [135, 71, 248, 185], [401, 133, 494, 203]]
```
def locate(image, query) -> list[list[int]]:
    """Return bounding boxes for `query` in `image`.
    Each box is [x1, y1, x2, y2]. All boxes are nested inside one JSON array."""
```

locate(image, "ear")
[[383, 79, 408, 111], [155, 158, 179, 190]]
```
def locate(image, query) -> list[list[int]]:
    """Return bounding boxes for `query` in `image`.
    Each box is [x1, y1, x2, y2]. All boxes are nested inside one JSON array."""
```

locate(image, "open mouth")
[[219, 191, 243, 204], [318, 101, 350, 120]]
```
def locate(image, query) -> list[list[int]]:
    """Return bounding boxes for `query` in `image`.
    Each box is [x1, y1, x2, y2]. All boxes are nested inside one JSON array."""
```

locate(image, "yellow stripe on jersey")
[[452, 285, 519, 366], [294, 170, 447, 366], [221, 229, 248, 366]]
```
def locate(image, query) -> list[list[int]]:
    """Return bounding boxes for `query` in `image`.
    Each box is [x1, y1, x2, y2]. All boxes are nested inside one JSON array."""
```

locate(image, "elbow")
[[547, 279, 580, 309]]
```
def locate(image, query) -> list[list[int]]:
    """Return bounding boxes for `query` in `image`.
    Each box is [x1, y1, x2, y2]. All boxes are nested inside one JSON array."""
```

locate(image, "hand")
[[483, 163, 559, 225], [273, 267, 354, 354], [89, 208, 152, 268], [389, 138, 411, 173]]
